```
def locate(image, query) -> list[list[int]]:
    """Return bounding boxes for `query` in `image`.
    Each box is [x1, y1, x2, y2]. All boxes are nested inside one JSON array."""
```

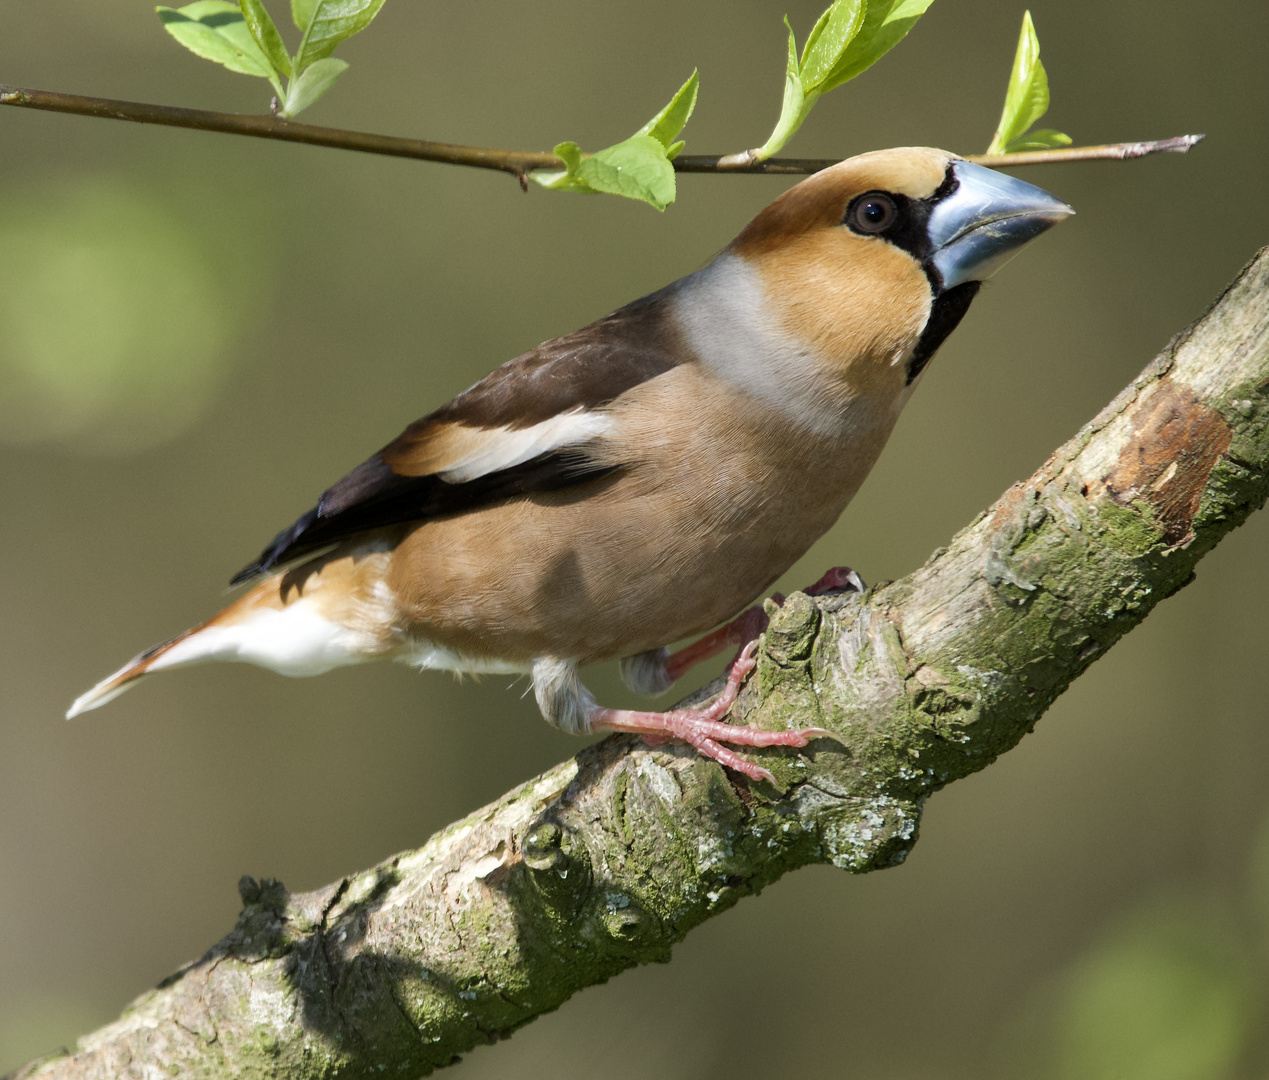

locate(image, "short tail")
[[65, 576, 282, 719], [66, 632, 198, 718], [67, 546, 394, 719]]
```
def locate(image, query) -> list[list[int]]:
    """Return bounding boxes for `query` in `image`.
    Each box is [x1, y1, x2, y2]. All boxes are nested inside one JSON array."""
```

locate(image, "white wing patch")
[[434, 409, 613, 484]]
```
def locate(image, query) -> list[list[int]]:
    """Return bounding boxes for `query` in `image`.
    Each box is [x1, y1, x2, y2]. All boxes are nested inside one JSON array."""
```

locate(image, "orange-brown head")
[[721, 147, 1071, 401]]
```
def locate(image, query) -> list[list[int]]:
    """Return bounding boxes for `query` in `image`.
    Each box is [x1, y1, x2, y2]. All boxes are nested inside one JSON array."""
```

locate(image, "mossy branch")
[[10, 248, 1269, 1079]]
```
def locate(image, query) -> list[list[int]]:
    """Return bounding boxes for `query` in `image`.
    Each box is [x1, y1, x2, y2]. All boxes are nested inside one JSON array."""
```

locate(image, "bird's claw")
[[805, 565, 866, 596]]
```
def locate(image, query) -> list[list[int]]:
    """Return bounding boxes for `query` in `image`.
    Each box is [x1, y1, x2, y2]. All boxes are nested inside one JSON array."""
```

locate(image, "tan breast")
[[384, 360, 900, 665]]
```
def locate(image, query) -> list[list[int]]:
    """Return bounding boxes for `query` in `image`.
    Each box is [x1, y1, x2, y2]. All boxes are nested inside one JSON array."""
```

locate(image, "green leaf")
[[578, 135, 677, 211], [748, 0, 936, 161], [157, 2, 277, 82], [750, 16, 814, 161], [797, 0, 865, 93], [238, 0, 292, 77], [291, 0, 317, 32], [533, 136, 677, 210], [636, 69, 699, 149], [294, 0, 387, 74], [987, 10, 1054, 156], [1004, 128, 1072, 153], [530, 142, 590, 192], [799, 7, 833, 72], [281, 56, 347, 116], [783, 13, 801, 82], [553, 141, 585, 175], [820, 0, 937, 92], [533, 74, 699, 209]]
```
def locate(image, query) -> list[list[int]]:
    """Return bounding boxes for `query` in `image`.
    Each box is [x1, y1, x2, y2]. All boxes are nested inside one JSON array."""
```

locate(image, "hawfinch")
[[69, 147, 1071, 783]]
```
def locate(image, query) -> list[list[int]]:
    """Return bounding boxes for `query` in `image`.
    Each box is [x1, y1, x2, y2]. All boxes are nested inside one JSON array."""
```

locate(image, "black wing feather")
[[229, 287, 682, 586], [229, 452, 618, 585]]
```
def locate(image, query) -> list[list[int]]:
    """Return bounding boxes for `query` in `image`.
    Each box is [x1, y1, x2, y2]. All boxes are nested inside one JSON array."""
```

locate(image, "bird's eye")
[[847, 192, 897, 234]]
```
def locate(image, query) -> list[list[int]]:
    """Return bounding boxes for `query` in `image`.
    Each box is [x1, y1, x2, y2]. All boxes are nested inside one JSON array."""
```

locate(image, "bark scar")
[[1100, 381, 1232, 545]]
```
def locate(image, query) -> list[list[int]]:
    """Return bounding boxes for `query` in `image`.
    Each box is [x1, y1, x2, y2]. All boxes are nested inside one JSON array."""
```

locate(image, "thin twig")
[[0, 84, 559, 176], [0, 83, 1203, 178], [962, 135, 1205, 167]]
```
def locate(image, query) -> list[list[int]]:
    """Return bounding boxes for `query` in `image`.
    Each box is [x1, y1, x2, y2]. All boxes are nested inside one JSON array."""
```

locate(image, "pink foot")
[[591, 643, 838, 783]]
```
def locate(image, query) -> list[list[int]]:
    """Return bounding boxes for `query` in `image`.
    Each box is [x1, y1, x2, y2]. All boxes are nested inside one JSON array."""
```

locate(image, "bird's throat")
[[905, 281, 981, 385]]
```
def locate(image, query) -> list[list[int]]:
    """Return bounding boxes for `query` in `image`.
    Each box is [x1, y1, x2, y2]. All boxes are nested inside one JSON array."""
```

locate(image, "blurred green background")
[[1, 1, 1268, 1076]]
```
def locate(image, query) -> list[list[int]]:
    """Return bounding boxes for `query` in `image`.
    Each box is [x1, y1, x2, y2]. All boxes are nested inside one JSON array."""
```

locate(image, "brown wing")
[[230, 287, 684, 584]]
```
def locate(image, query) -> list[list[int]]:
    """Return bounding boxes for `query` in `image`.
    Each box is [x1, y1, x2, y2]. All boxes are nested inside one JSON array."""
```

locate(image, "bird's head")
[[724, 146, 1072, 397]]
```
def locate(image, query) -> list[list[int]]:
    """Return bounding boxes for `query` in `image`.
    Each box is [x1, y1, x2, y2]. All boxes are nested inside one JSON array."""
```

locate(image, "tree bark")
[[12, 247, 1269, 1080]]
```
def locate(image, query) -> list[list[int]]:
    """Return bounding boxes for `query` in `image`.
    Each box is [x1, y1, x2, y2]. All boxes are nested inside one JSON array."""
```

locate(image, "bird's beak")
[[928, 160, 1074, 290]]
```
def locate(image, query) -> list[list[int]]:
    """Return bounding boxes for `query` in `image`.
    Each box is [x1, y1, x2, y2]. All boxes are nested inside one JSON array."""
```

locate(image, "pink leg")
[[662, 599, 781, 685], [660, 566, 865, 685], [591, 643, 839, 783]]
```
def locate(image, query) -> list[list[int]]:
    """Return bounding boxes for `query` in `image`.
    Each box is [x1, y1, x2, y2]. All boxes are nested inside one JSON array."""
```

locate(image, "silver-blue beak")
[[929, 160, 1074, 290]]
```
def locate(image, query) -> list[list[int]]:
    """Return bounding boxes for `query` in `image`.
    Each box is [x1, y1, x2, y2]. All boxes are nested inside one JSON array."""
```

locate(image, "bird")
[[68, 147, 1072, 783]]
